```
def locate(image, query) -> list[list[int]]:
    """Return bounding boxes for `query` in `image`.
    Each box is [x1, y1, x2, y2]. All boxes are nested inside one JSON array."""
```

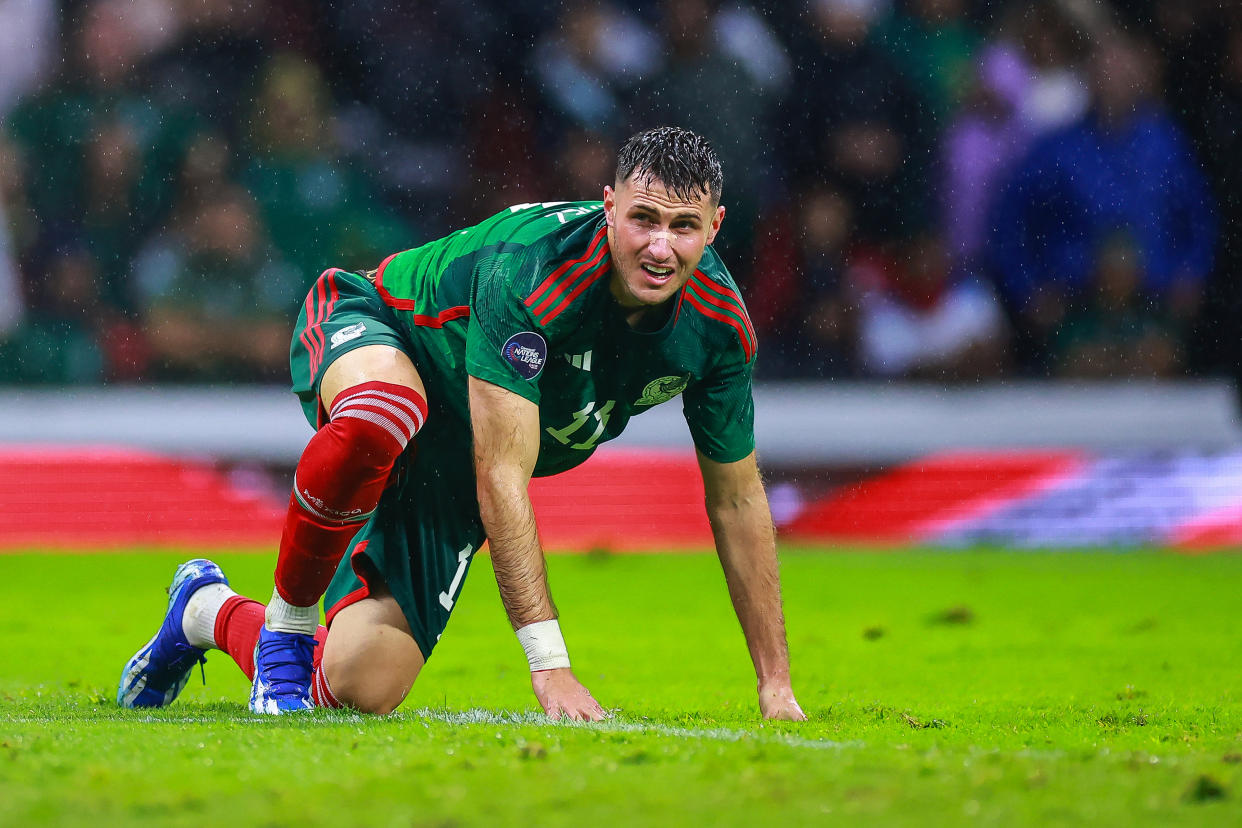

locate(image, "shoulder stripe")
[[684, 282, 756, 363], [373, 252, 415, 311], [690, 270, 756, 344], [525, 228, 608, 314], [537, 255, 611, 326], [366, 254, 469, 327], [528, 241, 609, 320], [685, 283, 750, 360], [686, 279, 756, 357], [412, 305, 470, 328], [527, 236, 609, 320]]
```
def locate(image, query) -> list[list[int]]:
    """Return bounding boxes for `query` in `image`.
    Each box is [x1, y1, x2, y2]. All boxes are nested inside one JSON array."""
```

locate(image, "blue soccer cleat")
[[249, 626, 317, 714], [117, 558, 228, 708]]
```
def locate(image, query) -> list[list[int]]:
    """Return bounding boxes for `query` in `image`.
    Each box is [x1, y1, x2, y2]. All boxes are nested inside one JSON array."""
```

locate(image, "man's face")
[[604, 172, 725, 312]]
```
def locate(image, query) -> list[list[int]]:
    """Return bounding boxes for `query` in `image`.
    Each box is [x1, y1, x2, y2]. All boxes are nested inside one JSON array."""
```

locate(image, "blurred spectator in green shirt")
[[241, 52, 410, 282]]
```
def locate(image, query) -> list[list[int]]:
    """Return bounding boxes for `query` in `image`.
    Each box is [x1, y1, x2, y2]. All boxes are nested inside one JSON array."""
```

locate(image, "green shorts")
[[289, 268, 486, 659]]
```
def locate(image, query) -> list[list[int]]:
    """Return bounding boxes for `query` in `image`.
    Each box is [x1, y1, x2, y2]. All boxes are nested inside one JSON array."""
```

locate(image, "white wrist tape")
[[516, 619, 571, 671]]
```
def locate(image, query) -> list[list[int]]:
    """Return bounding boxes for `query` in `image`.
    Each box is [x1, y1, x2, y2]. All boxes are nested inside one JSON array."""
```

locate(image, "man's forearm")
[[477, 470, 557, 629], [468, 376, 559, 631], [707, 492, 792, 684]]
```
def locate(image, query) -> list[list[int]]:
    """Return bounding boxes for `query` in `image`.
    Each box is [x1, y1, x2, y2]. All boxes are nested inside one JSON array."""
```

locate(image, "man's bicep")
[[697, 449, 763, 506], [465, 258, 548, 403], [469, 376, 541, 478]]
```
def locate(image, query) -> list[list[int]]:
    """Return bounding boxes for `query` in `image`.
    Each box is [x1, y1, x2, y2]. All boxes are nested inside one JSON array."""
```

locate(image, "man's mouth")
[[641, 264, 675, 284]]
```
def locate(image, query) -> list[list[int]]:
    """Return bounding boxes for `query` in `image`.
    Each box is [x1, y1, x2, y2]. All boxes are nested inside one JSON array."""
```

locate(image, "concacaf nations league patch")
[[502, 331, 548, 380]]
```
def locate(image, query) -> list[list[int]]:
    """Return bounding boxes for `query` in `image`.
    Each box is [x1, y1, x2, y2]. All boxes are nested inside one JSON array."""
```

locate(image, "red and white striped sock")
[[311, 663, 343, 709], [271, 381, 426, 627]]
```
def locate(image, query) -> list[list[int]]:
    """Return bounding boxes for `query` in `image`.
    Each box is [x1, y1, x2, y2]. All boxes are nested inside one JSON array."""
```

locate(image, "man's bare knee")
[[319, 344, 426, 413], [322, 593, 424, 715]]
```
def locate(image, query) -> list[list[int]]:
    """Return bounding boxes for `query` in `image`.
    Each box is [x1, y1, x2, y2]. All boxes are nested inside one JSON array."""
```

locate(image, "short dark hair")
[[615, 126, 723, 205]]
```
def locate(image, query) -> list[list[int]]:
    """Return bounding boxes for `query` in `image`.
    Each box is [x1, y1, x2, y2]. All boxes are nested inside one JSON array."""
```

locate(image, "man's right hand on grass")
[[532, 667, 607, 721]]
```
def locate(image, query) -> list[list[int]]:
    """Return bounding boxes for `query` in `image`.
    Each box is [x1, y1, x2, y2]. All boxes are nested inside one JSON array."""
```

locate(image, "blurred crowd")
[[0, 0, 1238, 385]]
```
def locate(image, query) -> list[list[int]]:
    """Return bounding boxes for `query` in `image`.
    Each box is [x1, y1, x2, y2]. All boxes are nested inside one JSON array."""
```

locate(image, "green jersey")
[[293, 201, 759, 656], [371, 201, 758, 475]]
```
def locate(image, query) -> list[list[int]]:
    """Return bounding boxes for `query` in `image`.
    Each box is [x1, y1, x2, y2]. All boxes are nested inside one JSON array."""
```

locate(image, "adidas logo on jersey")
[[330, 322, 367, 349], [564, 351, 593, 370]]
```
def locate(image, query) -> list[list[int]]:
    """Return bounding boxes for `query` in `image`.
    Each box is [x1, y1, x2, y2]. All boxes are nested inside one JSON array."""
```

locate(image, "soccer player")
[[118, 127, 806, 722]]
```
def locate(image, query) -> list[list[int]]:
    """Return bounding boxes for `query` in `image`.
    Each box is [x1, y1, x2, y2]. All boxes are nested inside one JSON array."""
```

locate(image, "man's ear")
[[705, 205, 726, 245], [603, 185, 616, 226]]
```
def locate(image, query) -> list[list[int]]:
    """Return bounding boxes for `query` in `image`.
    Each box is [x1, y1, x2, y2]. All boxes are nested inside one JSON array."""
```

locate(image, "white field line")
[[6, 710, 1184, 764], [4, 708, 856, 751], [404, 707, 858, 751]]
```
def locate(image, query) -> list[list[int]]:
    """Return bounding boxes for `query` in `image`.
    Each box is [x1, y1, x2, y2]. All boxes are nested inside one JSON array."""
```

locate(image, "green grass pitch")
[[2, 547, 1241, 825]]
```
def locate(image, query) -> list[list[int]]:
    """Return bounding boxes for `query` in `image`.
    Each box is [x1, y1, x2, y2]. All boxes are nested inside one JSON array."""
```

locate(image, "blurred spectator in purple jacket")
[[940, 43, 1035, 268], [989, 30, 1215, 371], [940, 3, 1092, 272]]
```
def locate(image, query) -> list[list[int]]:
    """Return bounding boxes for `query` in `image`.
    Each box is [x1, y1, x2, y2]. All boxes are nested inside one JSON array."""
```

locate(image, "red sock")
[[275, 497, 369, 608], [275, 381, 426, 606], [213, 595, 329, 682]]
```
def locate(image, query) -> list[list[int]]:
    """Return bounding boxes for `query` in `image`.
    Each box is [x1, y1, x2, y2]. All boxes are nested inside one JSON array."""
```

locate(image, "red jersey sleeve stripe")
[[371, 254, 470, 327], [528, 233, 610, 318], [686, 280, 754, 349], [684, 290, 755, 362], [691, 270, 757, 344], [411, 305, 471, 328], [526, 227, 608, 311], [537, 255, 612, 326], [686, 280, 756, 357], [373, 252, 416, 311]]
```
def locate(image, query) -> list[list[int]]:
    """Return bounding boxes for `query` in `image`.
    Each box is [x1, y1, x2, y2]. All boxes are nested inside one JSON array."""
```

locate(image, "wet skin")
[[603, 174, 725, 328]]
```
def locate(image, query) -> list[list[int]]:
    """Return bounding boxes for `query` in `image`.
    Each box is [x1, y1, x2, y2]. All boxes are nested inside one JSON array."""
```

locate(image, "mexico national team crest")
[[635, 375, 690, 407], [502, 331, 547, 380]]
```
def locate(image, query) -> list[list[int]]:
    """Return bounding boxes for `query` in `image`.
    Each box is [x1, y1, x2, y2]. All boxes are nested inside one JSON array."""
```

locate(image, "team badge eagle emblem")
[[635, 375, 690, 407]]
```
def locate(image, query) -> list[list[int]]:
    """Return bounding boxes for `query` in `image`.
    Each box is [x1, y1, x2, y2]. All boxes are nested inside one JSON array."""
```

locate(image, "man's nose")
[[648, 230, 674, 259]]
